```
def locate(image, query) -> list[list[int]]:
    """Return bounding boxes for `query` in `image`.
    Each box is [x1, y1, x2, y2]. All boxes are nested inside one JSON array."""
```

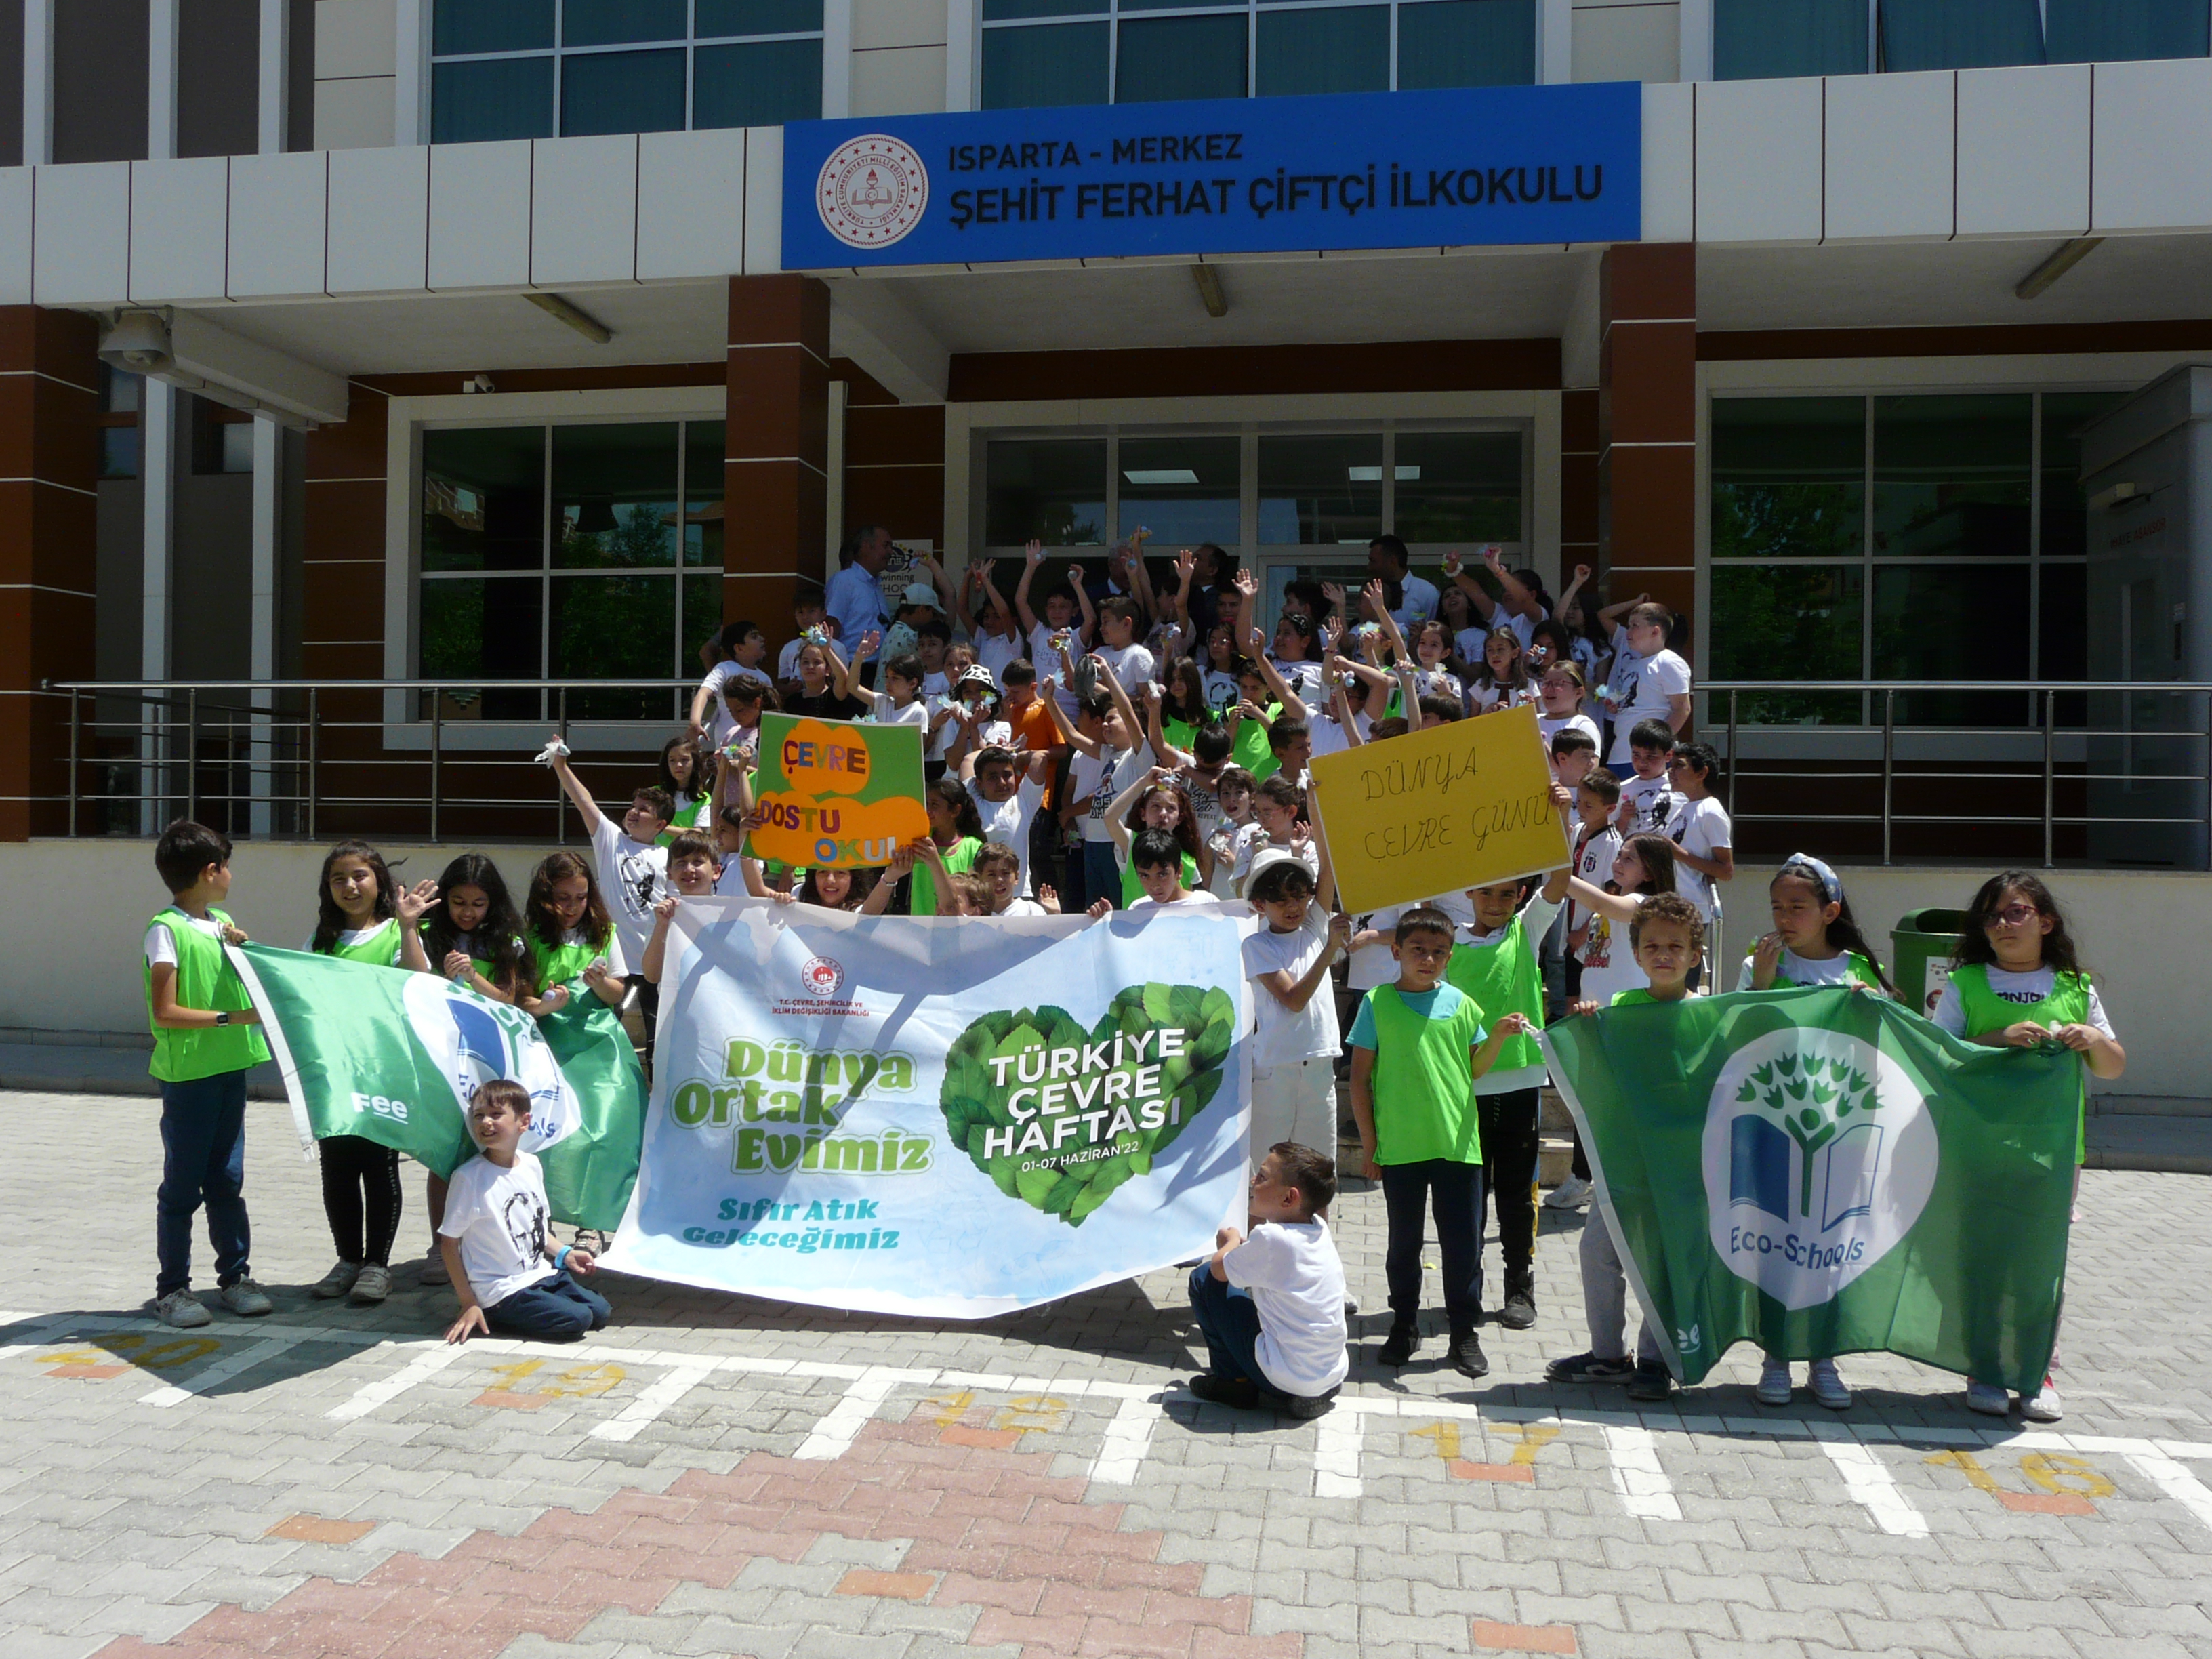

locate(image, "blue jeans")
[[156, 1069, 252, 1296], [485, 1271, 611, 1341], [1186, 1264, 1314, 1407]]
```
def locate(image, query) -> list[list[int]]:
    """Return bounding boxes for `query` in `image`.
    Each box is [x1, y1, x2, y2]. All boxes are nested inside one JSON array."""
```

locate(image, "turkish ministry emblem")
[[817, 135, 928, 249]]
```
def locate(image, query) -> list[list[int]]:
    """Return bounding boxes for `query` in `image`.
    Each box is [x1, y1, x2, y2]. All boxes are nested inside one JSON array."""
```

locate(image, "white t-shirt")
[[1603, 624, 1648, 710], [1540, 712, 1601, 750], [1027, 619, 1078, 675], [1229, 830, 1317, 897], [1082, 747, 1150, 842], [1223, 1218, 1349, 1397], [776, 637, 806, 682], [1242, 906, 1342, 1069], [1094, 641, 1155, 693], [1410, 666, 1462, 707], [1306, 709, 1366, 762], [1932, 967, 2114, 1039], [1202, 669, 1242, 712], [1347, 889, 1476, 991], [1567, 826, 1622, 939], [438, 1149, 558, 1309], [697, 661, 741, 747], [1734, 947, 1864, 992], [865, 689, 933, 731], [1618, 773, 1680, 836], [1609, 649, 1692, 764], [1665, 796, 1732, 921], [970, 776, 1045, 894], [996, 897, 1049, 918], [1578, 890, 1649, 1006], [1129, 891, 1226, 910], [1392, 573, 1441, 629], [143, 910, 224, 968], [1269, 656, 1324, 701], [714, 856, 751, 897], [975, 628, 1022, 684], [591, 817, 668, 967], [1469, 679, 1537, 714], [1463, 893, 1561, 1095]]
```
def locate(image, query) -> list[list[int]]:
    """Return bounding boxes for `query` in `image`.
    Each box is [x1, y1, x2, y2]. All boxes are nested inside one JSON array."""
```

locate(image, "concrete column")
[[22, 0, 52, 165], [725, 275, 832, 636], [258, 0, 290, 156], [394, 0, 429, 144], [1597, 242, 1696, 628], [249, 415, 281, 836], [149, 0, 179, 160], [141, 377, 176, 832], [0, 307, 99, 841]]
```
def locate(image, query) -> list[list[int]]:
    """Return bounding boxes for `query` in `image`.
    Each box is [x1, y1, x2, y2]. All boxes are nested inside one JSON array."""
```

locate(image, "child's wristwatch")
[[214, 1011, 231, 1026]]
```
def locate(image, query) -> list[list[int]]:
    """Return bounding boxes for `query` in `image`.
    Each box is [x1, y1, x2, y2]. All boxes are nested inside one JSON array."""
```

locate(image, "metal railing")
[[1705, 680, 2212, 868], [22, 675, 2212, 870]]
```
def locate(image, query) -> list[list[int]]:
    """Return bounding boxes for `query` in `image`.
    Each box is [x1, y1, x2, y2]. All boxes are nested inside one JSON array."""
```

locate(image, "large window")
[[430, 0, 822, 142], [418, 419, 725, 721], [981, 0, 1532, 108], [1708, 391, 2120, 726], [1719, 0, 2208, 79]]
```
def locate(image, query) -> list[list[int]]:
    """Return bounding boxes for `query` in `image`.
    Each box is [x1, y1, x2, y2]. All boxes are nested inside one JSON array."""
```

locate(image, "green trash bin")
[[1891, 907, 1970, 1020]]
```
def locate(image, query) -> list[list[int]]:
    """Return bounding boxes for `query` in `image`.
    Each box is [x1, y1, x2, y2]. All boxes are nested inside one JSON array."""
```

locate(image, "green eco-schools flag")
[[228, 944, 644, 1231], [1541, 985, 2079, 1393]]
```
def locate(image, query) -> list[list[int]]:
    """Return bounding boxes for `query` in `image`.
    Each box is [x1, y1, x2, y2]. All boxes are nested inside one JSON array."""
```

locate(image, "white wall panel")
[[744, 124, 784, 274], [1824, 70, 1951, 242], [32, 162, 132, 306], [2091, 57, 2212, 233], [325, 144, 427, 293], [316, 75, 398, 150], [638, 128, 747, 281], [853, 45, 949, 116], [1572, 3, 1679, 84], [1956, 63, 2089, 238], [853, 0, 947, 50], [0, 170, 33, 304], [1640, 80, 1692, 243], [531, 134, 637, 287], [131, 156, 233, 302], [228, 150, 330, 298], [1693, 75, 1821, 244], [316, 0, 398, 75], [428, 140, 531, 290]]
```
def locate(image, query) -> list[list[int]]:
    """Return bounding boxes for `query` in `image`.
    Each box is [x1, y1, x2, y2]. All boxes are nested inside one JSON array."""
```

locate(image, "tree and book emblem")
[[1732, 1050, 1884, 1229]]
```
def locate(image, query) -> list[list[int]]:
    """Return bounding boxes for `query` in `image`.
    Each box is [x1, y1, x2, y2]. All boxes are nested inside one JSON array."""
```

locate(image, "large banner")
[[600, 899, 1253, 1317], [747, 712, 929, 871], [230, 945, 645, 1231], [1542, 986, 2079, 1393], [1309, 702, 1570, 914]]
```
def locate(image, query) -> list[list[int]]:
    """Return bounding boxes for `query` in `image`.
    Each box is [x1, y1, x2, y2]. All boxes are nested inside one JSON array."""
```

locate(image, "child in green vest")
[[306, 841, 438, 1307], [1548, 891, 1706, 1403], [1446, 850, 1572, 1332], [142, 820, 274, 1328], [1737, 854, 1897, 1412], [1349, 907, 1530, 1379], [1937, 871, 2125, 1425]]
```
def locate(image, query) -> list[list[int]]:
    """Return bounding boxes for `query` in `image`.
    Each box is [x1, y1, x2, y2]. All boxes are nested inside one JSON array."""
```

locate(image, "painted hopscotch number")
[[920, 1387, 1071, 1448], [1408, 1418, 1558, 1483], [476, 1359, 628, 1410], [1926, 1448, 2115, 1515], [38, 1334, 222, 1378]]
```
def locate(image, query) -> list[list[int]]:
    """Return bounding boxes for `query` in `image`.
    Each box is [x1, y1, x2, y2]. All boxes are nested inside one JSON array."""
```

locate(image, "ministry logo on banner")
[[817, 134, 929, 249], [1699, 1026, 1938, 1311]]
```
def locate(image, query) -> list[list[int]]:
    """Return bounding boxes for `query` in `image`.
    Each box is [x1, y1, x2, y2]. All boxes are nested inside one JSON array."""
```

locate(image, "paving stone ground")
[[3, 1088, 2209, 1659]]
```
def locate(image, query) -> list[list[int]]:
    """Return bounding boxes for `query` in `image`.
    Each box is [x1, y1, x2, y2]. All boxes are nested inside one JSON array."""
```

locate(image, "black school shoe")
[[1378, 1322, 1420, 1366], [1450, 1328, 1490, 1380], [1498, 1271, 1537, 1331], [1626, 1359, 1674, 1401], [1279, 1386, 1339, 1419], [1187, 1374, 1261, 1408]]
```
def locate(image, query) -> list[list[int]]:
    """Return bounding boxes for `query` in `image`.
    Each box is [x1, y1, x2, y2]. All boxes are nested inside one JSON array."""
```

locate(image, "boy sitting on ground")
[[441, 1078, 611, 1344], [1186, 1142, 1349, 1416]]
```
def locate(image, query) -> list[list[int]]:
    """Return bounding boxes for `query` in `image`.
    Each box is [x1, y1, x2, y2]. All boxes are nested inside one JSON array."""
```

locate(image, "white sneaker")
[[310, 1261, 361, 1300], [1808, 1358, 1852, 1410], [2020, 1376, 2063, 1423], [1965, 1380, 2010, 1416], [153, 1289, 211, 1328], [218, 1278, 273, 1317], [1755, 1357, 1793, 1406], [1543, 1174, 1593, 1210]]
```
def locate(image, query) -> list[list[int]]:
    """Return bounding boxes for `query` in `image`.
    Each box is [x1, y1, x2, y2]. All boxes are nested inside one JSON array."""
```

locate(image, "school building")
[[0, 1, 2207, 1097]]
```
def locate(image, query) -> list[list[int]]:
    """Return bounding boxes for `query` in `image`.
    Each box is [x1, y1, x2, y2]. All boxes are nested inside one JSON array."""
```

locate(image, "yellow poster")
[[1307, 702, 1572, 915]]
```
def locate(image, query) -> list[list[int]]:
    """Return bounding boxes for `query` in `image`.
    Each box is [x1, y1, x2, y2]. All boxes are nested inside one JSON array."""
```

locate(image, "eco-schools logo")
[[401, 973, 579, 1154], [817, 135, 928, 250], [1699, 1026, 1936, 1310]]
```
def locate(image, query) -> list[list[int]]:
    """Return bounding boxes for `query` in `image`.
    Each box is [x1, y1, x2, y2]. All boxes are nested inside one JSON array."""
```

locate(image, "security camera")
[[100, 310, 173, 375], [462, 373, 496, 394]]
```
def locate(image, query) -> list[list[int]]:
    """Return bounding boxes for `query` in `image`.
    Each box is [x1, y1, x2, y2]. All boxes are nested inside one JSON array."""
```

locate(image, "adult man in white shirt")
[[825, 525, 894, 655], [1368, 535, 1438, 630]]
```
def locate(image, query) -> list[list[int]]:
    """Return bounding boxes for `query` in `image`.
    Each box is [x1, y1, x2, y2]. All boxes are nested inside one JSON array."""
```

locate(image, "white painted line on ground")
[[2122, 1450, 2212, 1534], [794, 1366, 937, 1460], [590, 1364, 717, 1443], [141, 1334, 308, 1408], [328, 1344, 466, 1421], [1599, 1419, 1682, 1521], [1086, 1394, 1166, 1485], [1313, 1410, 1364, 1498], [1810, 1422, 1928, 1537]]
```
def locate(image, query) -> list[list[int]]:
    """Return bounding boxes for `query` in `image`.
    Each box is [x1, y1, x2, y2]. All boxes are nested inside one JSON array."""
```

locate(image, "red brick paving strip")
[[1472, 1618, 1580, 1654], [91, 1418, 1303, 1659]]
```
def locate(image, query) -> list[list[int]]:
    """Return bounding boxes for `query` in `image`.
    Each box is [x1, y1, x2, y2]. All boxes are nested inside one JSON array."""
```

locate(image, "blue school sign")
[[780, 82, 1641, 269]]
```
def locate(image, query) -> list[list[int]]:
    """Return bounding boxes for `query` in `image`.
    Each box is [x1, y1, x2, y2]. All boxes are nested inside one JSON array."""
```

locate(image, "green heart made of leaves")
[[939, 983, 1239, 1226]]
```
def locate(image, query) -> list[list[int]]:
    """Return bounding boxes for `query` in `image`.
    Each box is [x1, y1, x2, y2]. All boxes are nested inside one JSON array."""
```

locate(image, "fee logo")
[[1698, 1025, 1938, 1310], [817, 136, 928, 250]]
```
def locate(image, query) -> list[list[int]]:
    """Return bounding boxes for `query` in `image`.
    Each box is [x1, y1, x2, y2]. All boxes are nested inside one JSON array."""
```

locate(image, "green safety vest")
[[144, 907, 270, 1083], [319, 916, 403, 966], [912, 836, 983, 916], [658, 794, 709, 844], [528, 930, 613, 994], [1446, 918, 1544, 1076], [1364, 984, 1486, 1166], [1950, 962, 2092, 1162], [1120, 849, 1200, 908]]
